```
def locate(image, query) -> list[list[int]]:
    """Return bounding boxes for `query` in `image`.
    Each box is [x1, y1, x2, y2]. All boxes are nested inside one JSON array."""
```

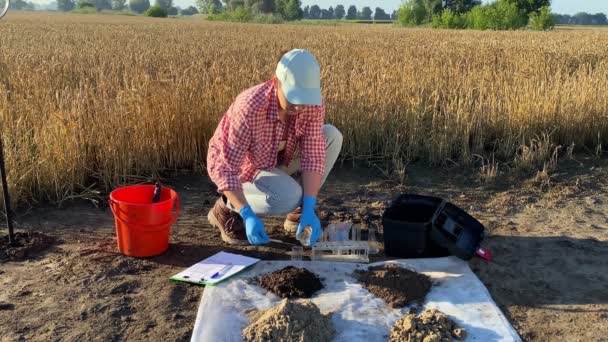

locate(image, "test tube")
[[291, 246, 303, 261], [352, 226, 361, 256], [296, 226, 311, 246]]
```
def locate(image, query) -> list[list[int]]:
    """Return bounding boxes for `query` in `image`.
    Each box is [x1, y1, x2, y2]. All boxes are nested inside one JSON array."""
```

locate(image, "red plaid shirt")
[[207, 80, 326, 192]]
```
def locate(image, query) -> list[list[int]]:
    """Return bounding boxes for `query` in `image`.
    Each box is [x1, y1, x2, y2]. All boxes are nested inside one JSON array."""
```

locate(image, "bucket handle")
[[430, 200, 448, 227], [109, 196, 181, 229]]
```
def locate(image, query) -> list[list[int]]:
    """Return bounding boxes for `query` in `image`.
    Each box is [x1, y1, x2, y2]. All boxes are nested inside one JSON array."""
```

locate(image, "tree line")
[[554, 12, 608, 26], [28, 0, 608, 27], [55, 0, 199, 16], [398, 0, 555, 30], [302, 5, 396, 20], [8, 0, 36, 10], [198, 0, 305, 21]]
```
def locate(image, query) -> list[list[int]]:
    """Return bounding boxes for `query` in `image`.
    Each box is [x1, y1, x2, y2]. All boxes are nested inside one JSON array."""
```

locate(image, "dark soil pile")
[[355, 263, 432, 308], [0, 231, 55, 262], [242, 299, 334, 342], [258, 266, 323, 298], [389, 309, 467, 342]]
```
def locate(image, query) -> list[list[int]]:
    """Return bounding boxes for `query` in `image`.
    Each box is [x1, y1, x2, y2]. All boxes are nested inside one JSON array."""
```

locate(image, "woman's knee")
[[323, 124, 343, 146], [254, 174, 302, 215]]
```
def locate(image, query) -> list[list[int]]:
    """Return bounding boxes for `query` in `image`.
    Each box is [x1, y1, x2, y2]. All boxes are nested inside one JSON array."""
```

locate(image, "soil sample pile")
[[389, 309, 467, 342], [242, 299, 334, 342], [355, 263, 432, 308], [0, 231, 55, 262], [258, 266, 322, 298]]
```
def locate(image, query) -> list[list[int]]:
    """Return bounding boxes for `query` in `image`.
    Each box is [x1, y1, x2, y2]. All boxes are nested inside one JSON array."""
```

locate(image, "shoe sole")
[[207, 209, 249, 246]]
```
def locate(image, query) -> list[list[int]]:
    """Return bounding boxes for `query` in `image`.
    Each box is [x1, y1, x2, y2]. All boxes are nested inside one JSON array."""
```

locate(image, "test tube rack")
[[306, 222, 371, 263], [311, 240, 370, 263]]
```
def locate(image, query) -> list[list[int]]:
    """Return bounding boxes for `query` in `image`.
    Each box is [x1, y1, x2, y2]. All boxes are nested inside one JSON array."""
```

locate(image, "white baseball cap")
[[275, 49, 322, 106]]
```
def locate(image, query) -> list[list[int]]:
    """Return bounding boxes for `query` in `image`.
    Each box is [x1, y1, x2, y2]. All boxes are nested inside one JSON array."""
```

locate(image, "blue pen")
[[211, 263, 233, 279]]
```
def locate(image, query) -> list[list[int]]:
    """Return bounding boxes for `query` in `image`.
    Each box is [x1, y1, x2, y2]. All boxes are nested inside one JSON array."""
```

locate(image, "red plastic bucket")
[[109, 185, 180, 257]]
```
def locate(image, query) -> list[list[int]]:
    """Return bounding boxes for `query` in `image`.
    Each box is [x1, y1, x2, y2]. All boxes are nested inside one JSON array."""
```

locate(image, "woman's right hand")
[[239, 205, 269, 245]]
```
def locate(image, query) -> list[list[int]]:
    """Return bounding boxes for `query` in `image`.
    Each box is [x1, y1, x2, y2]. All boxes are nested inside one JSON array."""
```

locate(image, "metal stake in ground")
[[0, 135, 15, 245], [0, 3, 14, 244]]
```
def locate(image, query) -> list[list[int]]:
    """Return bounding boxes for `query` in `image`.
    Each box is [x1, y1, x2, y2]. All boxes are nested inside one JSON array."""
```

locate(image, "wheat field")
[[1, 12, 607, 205]]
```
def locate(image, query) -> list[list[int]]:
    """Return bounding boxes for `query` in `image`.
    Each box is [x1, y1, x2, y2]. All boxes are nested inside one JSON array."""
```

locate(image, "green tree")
[[573, 12, 590, 25], [95, 0, 112, 10], [345, 5, 356, 19], [180, 5, 198, 14], [77, 0, 95, 8], [495, 0, 528, 29], [303, 5, 309, 18], [467, 0, 527, 30], [423, 0, 442, 21], [221, 0, 244, 11], [274, 0, 284, 15], [328, 6, 334, 19], [154, 0, 171, 11], [432, 9, 466, 28], [308, 4, 320, 19], [334, 4, 345, 19], [245, 0, 258, 12], [260, 0, 274, 12], [129, 0, 150, 13], [466, 5, 490, 29], [442, 0, 481, 14], [529, 5, 554, 30], [57, 0, 75, 11], [231, 5, 251, 20], [592, 13, 608, 25], [245, 0, 273, 13], [9, 0, 33, 9], [374, 7, 388, 20], [397, 0, 427, 25], [283, 0, 302, 20], [112, 0, 126, 10], [208, 0, 223, 13], [196, 0, 222, 13], [359, 6, 372, 20], [145, 4, 167, 16], [505, 0, 550, 15]]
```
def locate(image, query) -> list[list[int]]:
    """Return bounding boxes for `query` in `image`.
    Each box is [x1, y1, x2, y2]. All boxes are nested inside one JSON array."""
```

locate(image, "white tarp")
[[191, 257, 521, 342]]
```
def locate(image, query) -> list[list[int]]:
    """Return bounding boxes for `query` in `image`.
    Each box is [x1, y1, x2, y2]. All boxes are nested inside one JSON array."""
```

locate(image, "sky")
[[26, 0, 608, 15]]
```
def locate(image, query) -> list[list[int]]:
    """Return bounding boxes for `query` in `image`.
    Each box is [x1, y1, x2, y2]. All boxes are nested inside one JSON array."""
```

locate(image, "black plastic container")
[[382, 194, 449, 258], [430, 202, 485, 260]]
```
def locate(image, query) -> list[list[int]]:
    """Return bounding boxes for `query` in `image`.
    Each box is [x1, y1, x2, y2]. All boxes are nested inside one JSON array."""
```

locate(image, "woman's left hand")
[[297, 196, 322, 245]]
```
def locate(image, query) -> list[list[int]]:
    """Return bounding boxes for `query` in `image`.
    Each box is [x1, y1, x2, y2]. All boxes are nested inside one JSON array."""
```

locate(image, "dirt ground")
[[1, 156, 607, 342]]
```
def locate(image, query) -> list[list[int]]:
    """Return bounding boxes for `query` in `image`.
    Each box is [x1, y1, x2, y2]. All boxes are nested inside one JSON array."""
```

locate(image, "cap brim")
[[284, 86, 322, 106]]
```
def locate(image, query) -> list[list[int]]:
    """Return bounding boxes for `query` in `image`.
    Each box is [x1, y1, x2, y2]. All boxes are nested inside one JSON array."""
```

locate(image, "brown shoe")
[[283, 208, 301, 233], [207, 196, 249, 245]]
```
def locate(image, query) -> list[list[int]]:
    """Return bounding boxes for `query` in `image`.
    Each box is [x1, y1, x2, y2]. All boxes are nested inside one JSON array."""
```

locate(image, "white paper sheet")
[[191, 257, 522, 342], [171, 251, 260, 285]]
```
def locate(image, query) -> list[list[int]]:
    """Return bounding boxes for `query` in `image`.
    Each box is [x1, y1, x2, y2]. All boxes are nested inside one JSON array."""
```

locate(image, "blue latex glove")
[[297, 196, 321, 246], [239, 205, 269, 245]]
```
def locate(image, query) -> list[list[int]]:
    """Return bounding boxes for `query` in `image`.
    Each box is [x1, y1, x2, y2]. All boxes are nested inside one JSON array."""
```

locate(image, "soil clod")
[[0, 231, 55, 262], [242, 299, 334, 342], [110, 280, 141, 295], [389, 309, 467, 342], [258, 266, 323, 298], [0, 302, 15, 311], [355, 264, 432, 308]]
